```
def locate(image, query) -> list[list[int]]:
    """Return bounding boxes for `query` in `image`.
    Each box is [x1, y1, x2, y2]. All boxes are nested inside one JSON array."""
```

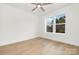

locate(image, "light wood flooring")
[[0, 37, 79, 55]]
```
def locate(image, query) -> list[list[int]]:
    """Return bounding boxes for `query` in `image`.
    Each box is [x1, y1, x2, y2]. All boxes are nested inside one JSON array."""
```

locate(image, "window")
[[46, 17, 54, 32], [56, 13, 65, 33], [46, 13, 65, 34]]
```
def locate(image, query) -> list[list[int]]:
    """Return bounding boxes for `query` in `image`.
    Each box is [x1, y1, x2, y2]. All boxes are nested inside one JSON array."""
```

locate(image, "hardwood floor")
[[0, 37, 79, 55]]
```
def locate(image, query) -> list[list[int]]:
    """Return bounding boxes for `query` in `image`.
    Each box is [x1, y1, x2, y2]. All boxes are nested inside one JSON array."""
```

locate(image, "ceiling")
[[6, 3, 72, 15]]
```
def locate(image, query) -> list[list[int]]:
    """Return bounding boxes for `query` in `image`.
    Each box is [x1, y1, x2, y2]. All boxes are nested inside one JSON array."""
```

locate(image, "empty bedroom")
[[0, 3, 79, 55]]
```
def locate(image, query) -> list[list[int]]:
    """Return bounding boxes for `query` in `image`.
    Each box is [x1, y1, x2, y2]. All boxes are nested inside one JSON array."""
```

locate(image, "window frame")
[[45, 13, 66, 35]]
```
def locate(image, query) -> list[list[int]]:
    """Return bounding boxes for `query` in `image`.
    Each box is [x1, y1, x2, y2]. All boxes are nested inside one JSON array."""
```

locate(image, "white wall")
[[39, 4, 79, 46], [0, 4, 79, 46], [0, 4, 39, 46]]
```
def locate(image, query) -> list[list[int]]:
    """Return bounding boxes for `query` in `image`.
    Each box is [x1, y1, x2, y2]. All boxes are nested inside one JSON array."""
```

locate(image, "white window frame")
[[45, 13, 66, 35]]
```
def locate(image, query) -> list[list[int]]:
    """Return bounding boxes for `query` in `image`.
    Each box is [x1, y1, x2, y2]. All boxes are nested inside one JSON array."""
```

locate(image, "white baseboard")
[[0, 35, 38, 46], [40, 36, 79, 46]]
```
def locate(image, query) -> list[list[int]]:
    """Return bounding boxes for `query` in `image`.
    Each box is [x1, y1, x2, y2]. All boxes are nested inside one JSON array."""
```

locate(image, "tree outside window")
[[46, 13, 65, 33]]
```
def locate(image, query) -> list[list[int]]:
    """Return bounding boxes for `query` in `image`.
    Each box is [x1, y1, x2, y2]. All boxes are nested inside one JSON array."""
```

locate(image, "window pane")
[[46, 17, 54, 32], [56, 13, 65, 23], [56, 24, 65, 33], [56, 13, 65, 33]]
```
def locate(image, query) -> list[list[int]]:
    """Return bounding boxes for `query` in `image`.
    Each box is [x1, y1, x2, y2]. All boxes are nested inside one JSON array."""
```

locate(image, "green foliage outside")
[[56, 16, 65, 23], [56, 29, 65, 33], [47, 25, 53, 32]]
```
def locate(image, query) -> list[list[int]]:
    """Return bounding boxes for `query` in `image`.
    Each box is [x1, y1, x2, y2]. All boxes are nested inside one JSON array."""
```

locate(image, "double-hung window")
[[46, 13, 65, 33]]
